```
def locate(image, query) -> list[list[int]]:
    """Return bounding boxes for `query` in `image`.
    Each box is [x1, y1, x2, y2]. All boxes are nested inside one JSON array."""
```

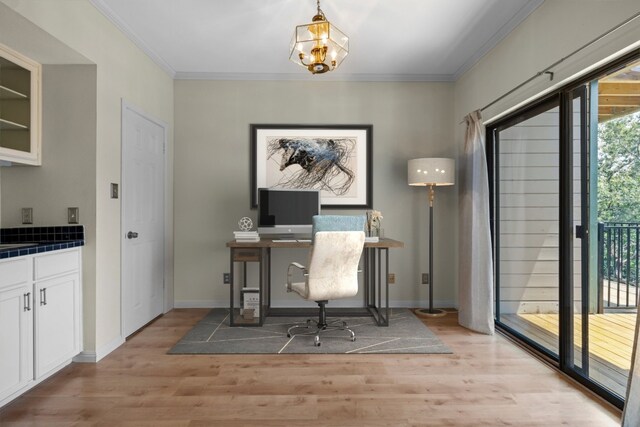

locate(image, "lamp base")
[[414, 308, 447, 318]]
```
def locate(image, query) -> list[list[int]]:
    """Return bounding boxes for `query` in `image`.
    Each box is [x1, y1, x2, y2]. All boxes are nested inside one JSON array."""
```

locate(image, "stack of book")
[[234, 231, 260, 242]]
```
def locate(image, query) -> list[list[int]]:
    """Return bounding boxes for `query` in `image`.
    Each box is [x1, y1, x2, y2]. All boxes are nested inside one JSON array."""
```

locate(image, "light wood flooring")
[[0, 309, 622, 426], [501, 312, 636, 397]]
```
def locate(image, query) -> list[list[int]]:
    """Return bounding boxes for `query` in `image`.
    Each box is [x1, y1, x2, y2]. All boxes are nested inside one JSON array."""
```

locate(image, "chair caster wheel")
[[314, 336, 321, 347], [352, 337, 356, 342], [287, 334, 291, 338]]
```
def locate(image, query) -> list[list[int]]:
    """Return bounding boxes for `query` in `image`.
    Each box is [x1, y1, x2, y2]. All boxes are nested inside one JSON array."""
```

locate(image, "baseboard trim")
[[95, 335, 125, 362], [174, 300, 228, 309], [174, 299, 457, 309], [73, 351, 97, 363]]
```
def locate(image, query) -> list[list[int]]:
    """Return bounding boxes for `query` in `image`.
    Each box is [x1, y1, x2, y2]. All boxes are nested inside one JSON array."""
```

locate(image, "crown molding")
[[452, 0, 544, 80], [89, 0, 176, 78], [174, 71, 456, 82]]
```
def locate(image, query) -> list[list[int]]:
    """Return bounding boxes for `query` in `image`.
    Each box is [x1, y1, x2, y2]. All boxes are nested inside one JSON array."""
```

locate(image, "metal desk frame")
[[226, 238, 403, 327]]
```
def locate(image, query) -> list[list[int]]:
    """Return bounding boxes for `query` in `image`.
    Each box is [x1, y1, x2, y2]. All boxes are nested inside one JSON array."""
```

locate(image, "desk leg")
[[366, 247, 389, 326], [229, 248, 235, 326]]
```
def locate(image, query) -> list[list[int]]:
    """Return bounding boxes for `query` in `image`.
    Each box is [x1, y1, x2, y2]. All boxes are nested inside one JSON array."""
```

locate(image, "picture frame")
[[250, 124, 372, 209]]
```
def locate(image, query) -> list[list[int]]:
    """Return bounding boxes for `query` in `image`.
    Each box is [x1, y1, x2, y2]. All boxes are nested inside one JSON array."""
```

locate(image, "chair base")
[[287, 300, 356, 346], [287, 319, 356, 347]]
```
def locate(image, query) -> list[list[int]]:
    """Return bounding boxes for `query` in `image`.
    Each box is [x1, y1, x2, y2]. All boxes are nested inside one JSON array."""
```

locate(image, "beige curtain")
[[623, 308, 640, 425], [458, 110, 494, 335]]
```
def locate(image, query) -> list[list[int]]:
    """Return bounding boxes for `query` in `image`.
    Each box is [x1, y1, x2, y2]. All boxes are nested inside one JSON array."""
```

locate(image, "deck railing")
[[598, 222, 640, 310]]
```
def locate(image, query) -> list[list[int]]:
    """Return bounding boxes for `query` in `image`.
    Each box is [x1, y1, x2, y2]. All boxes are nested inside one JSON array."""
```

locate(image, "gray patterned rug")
[[168, 308, 451, 354]]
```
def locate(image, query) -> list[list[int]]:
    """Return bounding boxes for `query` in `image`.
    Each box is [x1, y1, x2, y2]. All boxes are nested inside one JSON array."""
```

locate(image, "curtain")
[[623, 308, 640, 425], [458, 110, 494, 335]]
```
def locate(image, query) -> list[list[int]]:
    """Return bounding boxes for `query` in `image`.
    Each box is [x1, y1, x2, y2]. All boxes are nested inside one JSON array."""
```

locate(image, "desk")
[[226, 238, 404, 327]]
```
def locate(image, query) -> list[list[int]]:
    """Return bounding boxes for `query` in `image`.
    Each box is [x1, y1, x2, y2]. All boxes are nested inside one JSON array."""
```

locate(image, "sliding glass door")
[[488, 80, 627, 407], [492, 98, 562, 359]]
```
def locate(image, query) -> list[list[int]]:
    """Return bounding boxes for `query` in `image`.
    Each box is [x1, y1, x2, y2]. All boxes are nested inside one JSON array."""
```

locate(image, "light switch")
[[68, 207, 79, 224]]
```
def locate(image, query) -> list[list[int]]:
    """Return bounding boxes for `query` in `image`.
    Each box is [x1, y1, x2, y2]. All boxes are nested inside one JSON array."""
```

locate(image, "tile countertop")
[[0, 225, 85, 260]]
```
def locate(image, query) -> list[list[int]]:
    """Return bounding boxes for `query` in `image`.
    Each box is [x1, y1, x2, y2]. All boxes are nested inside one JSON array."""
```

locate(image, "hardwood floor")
[[0, 309, 622, 426], [501, 312, 636, 396]]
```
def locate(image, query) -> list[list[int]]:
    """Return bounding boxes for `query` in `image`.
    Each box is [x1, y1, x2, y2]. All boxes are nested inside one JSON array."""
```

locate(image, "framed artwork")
[[250, 124, 372, 209]]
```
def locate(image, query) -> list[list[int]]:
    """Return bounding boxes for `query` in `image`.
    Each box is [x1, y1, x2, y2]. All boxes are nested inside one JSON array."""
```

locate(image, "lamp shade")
[[408, 158, 455, 186]]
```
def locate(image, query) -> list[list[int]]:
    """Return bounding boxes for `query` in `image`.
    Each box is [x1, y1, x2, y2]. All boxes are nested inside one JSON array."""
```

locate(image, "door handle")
[[127, 231, 139, 239], [40, 288, 47, 306]]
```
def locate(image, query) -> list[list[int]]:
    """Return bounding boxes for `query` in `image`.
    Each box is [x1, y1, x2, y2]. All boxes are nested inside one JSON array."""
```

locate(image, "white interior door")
[[122, 101, 165, 337]]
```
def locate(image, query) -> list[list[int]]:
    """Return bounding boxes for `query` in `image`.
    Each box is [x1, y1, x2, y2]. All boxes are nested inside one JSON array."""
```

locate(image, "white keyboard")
[[297, 239, 311, 243], [272, 239, 297, 243]]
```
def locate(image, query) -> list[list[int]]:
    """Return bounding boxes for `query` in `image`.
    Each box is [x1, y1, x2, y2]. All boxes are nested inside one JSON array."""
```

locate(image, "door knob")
[[127, 231, 139, 239]]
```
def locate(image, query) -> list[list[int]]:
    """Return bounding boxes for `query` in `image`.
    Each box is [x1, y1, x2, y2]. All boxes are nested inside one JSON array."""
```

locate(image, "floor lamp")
[[408, 158, 455, 317]]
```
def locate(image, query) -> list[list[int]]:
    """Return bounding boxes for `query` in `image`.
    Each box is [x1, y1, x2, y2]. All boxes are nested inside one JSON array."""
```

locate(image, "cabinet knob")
[[127, 231, 139, 239]]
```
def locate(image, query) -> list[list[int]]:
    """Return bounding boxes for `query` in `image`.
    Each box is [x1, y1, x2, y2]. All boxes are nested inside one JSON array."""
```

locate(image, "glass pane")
[[497, 104, 560, 357], [0, 56, 31, 153], [593, 59, 640, 397], [572, 93, 586, 372]]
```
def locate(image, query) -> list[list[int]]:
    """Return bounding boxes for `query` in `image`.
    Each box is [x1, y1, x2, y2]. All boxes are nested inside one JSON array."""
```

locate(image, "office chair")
[[286, 215, 365, 346]]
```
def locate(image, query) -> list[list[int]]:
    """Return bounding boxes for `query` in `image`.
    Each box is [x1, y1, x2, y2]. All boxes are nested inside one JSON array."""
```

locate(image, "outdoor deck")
[[501, 312, 636, 397]]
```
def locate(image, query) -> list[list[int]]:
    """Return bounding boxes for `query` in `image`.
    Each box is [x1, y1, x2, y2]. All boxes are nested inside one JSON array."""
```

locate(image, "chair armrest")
[[287, 262, 308, 292]]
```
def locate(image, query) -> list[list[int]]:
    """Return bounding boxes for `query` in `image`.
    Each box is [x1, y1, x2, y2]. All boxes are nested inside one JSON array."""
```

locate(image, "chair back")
[[304, 215, 366, 301]]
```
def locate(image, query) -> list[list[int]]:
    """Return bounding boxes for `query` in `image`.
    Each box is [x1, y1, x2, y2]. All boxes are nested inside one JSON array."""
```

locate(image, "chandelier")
[[289, 0, 349, 74]]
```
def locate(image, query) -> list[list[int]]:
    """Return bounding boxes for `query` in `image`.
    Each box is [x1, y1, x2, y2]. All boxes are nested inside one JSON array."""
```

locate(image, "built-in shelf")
[[0, 43, 40, 165], [0, 118, 28, 130], [0, 84, 28, 100]]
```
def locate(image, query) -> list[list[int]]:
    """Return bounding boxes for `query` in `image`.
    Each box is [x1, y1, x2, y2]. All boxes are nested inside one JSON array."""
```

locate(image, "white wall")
[[174, 80, 457, 308], [454, 0, 640, 125], [0, 0, 174, 356]]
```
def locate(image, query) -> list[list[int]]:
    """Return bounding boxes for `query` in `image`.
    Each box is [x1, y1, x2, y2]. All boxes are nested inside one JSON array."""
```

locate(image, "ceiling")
[[90, 0, 544, 81]]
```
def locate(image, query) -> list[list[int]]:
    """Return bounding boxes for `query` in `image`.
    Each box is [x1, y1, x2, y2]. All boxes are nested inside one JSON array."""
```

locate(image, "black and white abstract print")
[[267, 137, 356, 196]]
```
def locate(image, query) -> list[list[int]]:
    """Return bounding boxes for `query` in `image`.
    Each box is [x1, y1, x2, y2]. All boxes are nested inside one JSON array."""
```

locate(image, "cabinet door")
[[0, 43, 41, 165], [0, 283, 33, 402], [35, 273, 80, 378]]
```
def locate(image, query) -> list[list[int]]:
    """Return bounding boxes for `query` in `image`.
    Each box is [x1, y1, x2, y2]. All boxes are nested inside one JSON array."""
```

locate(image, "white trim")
[[72, 351, 96, 363], [452, 0, 544, 80], [88, 0, 176, 78], [174, 71, 455, 82], [174, 300, 227, 309], [174, 299, 457, 309], [95, 335, 125, 362]]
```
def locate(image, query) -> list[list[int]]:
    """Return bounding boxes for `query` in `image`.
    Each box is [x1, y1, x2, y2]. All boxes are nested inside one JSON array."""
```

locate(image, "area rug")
[[168, 308, 451, 354]]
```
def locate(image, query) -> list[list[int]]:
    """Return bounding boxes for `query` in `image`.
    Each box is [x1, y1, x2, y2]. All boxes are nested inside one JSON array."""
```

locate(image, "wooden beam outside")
[[599, 96, 640, 107], [599, 82, 640, 96]]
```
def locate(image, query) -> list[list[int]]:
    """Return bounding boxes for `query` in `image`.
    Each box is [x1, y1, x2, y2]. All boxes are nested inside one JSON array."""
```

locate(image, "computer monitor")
[[257, 188, 320, 237]]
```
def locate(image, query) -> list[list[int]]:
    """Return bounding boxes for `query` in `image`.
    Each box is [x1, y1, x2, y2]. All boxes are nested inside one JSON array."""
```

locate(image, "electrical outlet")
[[21, 208, 33, 224], [422, 273, 429, 285], [223, 273, 230, 284], [111, 183, 119, 199], [68, 207, 79, 224], [388, 273, 395, 284]]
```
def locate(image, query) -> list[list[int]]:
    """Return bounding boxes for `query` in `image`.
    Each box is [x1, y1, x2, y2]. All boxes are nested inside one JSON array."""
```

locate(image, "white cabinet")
[[0, 257, 33, 403], [0, 42, 42, 165], [0, 248, 81, 407], [35, 273, 80, 378]]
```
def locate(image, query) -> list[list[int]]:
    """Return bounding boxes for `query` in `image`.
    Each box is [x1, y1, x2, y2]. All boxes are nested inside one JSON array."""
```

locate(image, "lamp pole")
[[416, 184, 446, 317]]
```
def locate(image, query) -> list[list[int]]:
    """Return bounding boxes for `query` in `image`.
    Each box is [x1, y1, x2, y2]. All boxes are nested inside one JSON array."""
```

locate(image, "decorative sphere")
[[238, 217, 253, 231]]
